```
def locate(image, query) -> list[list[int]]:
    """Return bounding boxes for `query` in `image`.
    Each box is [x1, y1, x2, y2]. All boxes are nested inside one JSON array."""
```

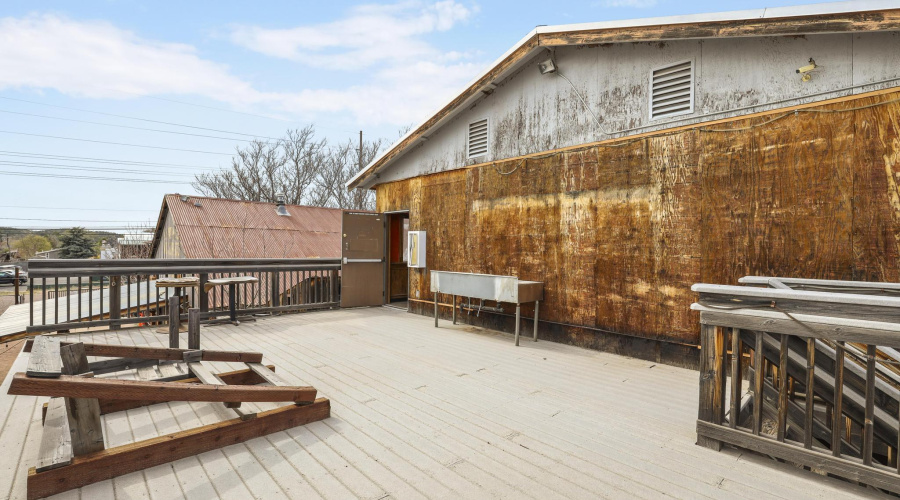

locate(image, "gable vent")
[[650, 61, 694, 120], [467, 118, 489, 159]]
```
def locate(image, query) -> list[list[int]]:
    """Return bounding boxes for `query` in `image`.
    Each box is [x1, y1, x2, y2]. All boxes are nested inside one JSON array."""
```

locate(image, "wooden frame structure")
[[693, 278, 900, 494], [11, 336, 330, 500]]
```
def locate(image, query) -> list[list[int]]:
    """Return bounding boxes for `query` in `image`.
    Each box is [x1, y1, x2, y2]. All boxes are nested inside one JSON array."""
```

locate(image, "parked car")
[[0, 269, 27, 285]]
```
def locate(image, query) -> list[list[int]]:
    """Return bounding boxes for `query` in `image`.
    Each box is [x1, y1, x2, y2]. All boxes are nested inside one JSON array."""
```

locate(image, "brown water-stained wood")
[[9, 373, 316, 403], [98, 365, 275, 414], [377, 89, 900, 348], [26, 398, 330, 500]]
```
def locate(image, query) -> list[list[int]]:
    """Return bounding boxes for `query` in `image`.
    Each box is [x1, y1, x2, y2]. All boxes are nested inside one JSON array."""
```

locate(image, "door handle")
[[343, 258, 383, 264]]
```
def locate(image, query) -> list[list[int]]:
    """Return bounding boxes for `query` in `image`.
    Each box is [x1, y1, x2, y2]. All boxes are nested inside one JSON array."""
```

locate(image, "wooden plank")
[[188, 362, 245, 411], [168, 297, 179, 349], [697, 420, 900, 495], [157, 362, 185, 379], [696, 308, 900, 346], [27, 336, 61, 378], [696, 324, 723, 451], [833, 341, 845, 457], [97, 365, 274, 415], [776, 334, 789, 442], [10, 373, 316, 403], [752, 331, 764, 436], [71, 343, 263, 363], [88, 357, 158, 376], [26, 398, 331, 500], [247, 363, 291, 386], [729, 328, 742, 429], [188, 308, 200, 350], [136, 365, 159, 381], [59, 343, 90, 376], [864, 344, 877, 466], [35, 398, 72, 472], [59, 344, 104, 456], [804, 338, 816, 449]]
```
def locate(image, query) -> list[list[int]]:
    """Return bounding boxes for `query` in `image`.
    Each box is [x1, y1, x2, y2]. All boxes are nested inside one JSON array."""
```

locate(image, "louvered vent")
[[467, 118, 489, 159], [650, 61, 694, 120]]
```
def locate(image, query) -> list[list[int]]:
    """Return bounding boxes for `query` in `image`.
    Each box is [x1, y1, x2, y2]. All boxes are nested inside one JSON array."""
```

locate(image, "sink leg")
[[452, 295, 456, 324], [515, 304, 521, 346], [534, 301, 539, 342], [434, 293, 439, 328]]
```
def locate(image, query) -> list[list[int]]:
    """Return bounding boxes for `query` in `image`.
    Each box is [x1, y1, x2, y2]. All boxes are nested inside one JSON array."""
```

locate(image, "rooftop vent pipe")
[[275, 193, 290, 216]]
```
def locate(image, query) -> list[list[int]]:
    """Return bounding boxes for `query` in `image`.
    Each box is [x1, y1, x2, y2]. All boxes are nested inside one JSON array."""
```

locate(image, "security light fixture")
[[538, 57, 557, 75], [797, 58, 818, 82], [193, 200, 202, 208], [180, 195, 189, 202]]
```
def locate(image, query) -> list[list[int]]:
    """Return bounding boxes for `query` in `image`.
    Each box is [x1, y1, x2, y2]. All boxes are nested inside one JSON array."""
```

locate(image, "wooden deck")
[[0, 307, 888, 499]]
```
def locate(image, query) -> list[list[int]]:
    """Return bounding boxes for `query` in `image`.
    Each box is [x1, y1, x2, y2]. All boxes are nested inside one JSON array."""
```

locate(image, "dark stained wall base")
[[408, 301, 700, 370]]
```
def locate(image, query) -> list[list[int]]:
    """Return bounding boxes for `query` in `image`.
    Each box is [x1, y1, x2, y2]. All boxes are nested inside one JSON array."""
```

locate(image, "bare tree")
[[192, 126, 383, 210]]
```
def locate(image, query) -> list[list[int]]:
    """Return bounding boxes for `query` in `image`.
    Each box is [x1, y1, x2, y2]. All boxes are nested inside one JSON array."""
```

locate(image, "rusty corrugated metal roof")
[[155, 194, 342, 259]]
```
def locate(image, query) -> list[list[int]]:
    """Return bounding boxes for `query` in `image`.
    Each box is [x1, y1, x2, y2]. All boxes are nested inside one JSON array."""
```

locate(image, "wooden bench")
[[15, 335, 330, 500]]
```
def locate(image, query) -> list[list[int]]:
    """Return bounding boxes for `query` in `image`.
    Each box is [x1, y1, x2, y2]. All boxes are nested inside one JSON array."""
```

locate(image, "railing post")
[[29, 277, 34, 326], [198, 273, 208, 313], [188, 308, 200, 350], [109, 276, 121, 331], [697, 323, 725, 451], [270, 272, 280, 309], [13, 267, 19, 305], [168, 296, 179, 348]]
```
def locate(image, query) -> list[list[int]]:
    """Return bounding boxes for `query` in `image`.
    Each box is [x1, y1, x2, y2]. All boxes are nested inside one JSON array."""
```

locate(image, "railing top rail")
[[27, 258, 341, 270], [739, 276, 900, 291], [692, 283, 900, 309], [27, 263, 341, 278]]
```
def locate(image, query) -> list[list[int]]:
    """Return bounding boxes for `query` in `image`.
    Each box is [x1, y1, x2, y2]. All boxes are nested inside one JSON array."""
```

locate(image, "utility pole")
[[358, 130, 363, 170]]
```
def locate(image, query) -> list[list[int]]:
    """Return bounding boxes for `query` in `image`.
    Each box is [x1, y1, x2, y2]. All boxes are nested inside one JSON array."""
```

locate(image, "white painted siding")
[[374, 32, 900, 186]]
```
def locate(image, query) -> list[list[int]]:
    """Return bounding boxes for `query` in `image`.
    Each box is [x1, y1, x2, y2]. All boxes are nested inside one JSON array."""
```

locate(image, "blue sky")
[[0, 0, 829, 234]]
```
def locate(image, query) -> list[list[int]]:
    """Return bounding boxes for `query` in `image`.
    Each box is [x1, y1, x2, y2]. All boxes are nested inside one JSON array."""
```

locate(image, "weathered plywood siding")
[[376, 90, 900, 346], [152, 211, 185, 259]]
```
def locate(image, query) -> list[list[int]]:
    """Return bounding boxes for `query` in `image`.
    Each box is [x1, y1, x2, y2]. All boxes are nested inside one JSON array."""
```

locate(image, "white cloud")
[[229, 1, 475, 70], [0, 14, 265, 104], [0, 6, 484, 127], [597, 0, 658, 7]]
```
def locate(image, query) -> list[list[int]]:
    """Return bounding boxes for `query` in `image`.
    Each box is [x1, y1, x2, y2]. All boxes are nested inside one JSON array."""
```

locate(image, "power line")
[[0, 96, 283, 140], [0, 204, 156, 212], [0, 170, 192, 184], [0, 160, 201, 177], [0, 109, 280, 143], [0, 217, 155, 222], [0, 151, 216, 169], [0, 130, 234, 155]]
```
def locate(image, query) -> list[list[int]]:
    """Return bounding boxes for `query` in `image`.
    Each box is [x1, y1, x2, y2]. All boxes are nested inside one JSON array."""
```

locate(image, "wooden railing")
[[693, 278, 900, 494], [26, 258, 341, 334]]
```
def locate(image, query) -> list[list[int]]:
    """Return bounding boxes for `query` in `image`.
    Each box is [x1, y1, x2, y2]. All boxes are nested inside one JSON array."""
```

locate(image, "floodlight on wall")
[[538, 57, 557, 75]]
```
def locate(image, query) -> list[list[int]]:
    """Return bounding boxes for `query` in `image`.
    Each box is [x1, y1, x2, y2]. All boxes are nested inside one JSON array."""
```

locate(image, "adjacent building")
[[149, 194, 342, 259]]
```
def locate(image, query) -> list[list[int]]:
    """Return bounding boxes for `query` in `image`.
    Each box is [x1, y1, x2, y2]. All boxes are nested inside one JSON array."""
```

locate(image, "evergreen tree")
[[59, 227, 96, 259]]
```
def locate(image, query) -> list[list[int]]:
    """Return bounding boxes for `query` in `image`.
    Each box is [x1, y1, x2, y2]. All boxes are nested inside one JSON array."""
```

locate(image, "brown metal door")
[[341, 211, 385, 307]]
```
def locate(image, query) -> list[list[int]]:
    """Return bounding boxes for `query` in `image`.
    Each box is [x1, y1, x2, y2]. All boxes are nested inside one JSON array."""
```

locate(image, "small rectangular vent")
[[650, 61, 694, 120], [467, 118, 489, 159]]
